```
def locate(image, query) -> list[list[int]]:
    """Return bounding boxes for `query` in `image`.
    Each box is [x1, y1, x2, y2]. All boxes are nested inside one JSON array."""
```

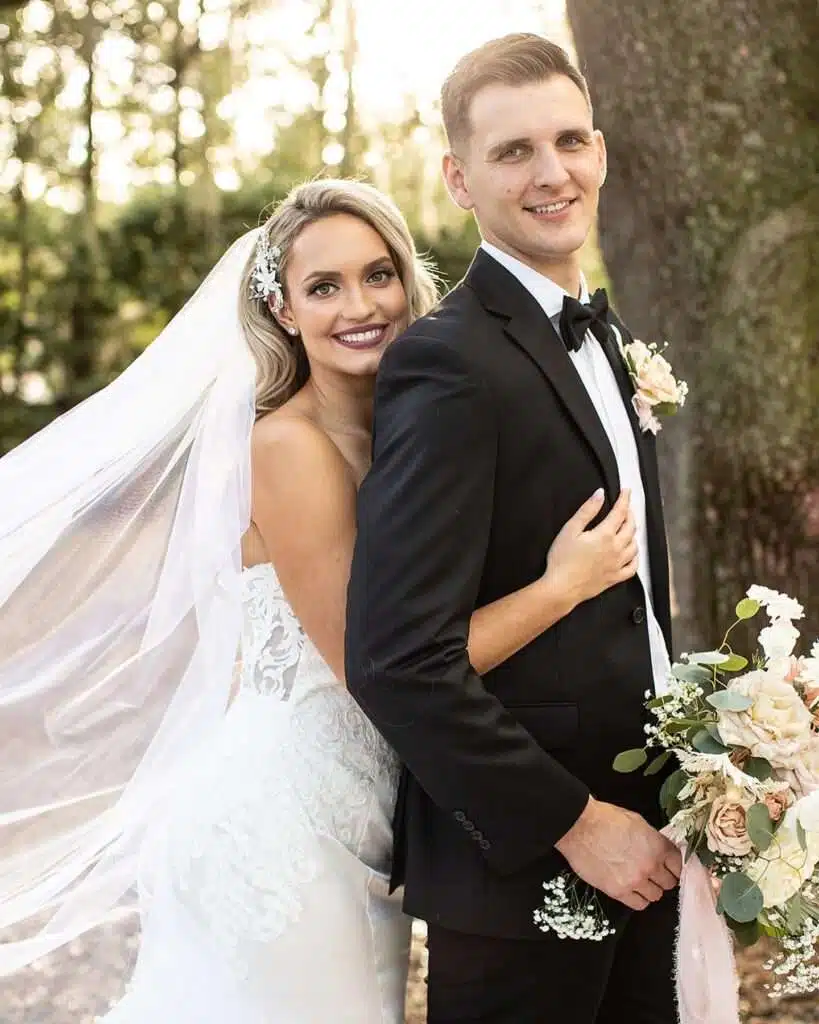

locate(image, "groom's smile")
[[524, 197, 579, 220], [443, 74, 607, 288]]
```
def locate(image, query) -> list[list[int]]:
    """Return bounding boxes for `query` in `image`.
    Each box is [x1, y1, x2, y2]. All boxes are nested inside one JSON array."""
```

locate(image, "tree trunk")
[[566, 0, 819, 649]]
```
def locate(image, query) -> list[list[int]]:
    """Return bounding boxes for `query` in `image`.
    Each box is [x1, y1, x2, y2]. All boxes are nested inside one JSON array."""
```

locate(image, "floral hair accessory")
[[249, 231, 284, 311]]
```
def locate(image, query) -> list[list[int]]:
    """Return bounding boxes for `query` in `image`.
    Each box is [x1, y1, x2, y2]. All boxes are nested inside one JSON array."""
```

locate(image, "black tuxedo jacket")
[[345, 249, 673, 938]]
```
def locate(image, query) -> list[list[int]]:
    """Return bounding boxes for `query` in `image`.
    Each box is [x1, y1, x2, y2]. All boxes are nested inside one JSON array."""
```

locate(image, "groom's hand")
[[554, 796, 681, 911]]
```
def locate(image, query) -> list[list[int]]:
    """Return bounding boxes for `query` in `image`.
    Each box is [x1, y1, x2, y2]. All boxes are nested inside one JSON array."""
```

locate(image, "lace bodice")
[[237, 563, 307, 700], [158, 563, 400, 978]]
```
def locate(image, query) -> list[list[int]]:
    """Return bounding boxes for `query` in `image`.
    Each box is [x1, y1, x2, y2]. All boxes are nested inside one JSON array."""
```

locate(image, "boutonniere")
[[619, 337, 688, 435]]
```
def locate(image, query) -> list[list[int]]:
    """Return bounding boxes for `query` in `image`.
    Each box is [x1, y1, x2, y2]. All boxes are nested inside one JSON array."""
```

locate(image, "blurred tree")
[[0, 0, 482, 454], [568, 0, 819, 643]]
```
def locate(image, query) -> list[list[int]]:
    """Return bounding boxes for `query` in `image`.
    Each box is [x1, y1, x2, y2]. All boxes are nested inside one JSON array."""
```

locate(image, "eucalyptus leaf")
[[727, 916, 762, 948], [644, 750, 672, 776], [659, 769, 687, 816], [687, 651, 731, 667], [685, 818, 708, 863], [671, 663, 714, 685], [692, 729, 729, 755], [646, 694, 675, 710], [719, 872, 764, 923], [720, 654, 749, 673], [706, 690, 754, 712], [613, 748, 648, 773], [743, 757, 773, 781], [746, 803, 774, 852], [736, 598, 761, 620], [786, 897, 806, 933], [664, 719, 702, 734]]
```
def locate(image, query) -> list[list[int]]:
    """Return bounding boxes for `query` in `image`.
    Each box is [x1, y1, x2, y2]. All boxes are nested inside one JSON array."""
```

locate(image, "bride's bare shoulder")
[[251, 402, 353, 489]]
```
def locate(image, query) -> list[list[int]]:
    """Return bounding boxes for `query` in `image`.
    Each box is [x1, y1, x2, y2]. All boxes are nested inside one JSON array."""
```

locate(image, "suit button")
[[453, 810, 466, 823], [632, 606, 646, 624]]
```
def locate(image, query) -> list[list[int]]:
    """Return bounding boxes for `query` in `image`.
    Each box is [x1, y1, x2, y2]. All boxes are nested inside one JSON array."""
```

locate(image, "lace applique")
[[239, 564, 305, 699], [162, 563, 400, 980], [169, 699, 322, 979]]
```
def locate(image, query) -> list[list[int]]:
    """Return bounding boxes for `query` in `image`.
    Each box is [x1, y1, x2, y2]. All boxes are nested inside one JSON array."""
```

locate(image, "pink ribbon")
[[664, 829, 742, 1024]]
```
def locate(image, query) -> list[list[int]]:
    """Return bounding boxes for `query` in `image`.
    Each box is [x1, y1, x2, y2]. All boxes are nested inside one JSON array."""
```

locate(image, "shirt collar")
[[480, 240, 589, 320]]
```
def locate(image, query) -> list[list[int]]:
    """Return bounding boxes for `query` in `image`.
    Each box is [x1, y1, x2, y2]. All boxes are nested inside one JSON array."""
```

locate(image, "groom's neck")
[[483, 237, 582, 297]]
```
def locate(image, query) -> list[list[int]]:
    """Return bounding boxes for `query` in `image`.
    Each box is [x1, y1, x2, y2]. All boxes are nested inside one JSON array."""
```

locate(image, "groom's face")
[[443, 75, 606, 274]]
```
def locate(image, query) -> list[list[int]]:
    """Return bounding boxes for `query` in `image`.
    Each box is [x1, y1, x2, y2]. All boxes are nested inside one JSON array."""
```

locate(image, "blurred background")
[[0, 0, 817, 1019]]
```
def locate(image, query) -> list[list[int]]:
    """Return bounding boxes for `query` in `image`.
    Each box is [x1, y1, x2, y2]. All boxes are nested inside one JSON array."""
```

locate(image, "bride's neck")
[[303, 370, 374, 439]]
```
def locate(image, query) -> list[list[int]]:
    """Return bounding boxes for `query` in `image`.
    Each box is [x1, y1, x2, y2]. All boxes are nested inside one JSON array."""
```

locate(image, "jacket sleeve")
[[345, 332, 590, 876]]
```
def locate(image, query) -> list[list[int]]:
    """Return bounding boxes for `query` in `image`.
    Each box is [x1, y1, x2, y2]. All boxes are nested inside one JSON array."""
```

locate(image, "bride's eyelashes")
[[305, 265, 397, 299]]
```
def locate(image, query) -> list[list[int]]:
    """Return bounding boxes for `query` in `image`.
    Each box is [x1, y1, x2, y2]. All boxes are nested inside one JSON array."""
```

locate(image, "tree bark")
[[567, 0, 819, 648]]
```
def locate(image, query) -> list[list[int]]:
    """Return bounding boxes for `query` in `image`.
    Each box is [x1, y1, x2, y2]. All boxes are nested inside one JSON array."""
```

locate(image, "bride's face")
[[277, 213, 410, 381]]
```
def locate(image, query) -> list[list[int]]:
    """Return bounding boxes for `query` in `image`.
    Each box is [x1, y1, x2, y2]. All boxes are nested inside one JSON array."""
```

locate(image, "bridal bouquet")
[[615, 585, 819, 996]]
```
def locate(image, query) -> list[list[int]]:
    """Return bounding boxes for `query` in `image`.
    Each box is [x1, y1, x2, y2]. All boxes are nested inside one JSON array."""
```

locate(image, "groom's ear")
[[442, 151, 475, 212], [594, 130, 607, 187]]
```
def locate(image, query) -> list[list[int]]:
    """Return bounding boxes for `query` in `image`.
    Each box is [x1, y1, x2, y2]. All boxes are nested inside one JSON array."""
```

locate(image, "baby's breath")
[[764, 918, 819, 997], [533, 873, 615, 942]]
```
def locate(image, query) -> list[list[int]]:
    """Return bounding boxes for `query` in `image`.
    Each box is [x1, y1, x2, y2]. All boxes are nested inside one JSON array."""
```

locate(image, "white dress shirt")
[[481, 240, 671, 695]]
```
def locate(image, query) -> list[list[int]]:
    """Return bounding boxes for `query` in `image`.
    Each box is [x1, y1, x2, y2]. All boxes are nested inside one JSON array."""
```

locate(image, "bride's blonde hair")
[[239, 179, 440, 418]]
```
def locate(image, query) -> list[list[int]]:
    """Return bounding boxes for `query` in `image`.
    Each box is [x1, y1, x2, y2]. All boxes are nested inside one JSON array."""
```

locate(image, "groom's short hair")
[[441, 34, 591, 151]]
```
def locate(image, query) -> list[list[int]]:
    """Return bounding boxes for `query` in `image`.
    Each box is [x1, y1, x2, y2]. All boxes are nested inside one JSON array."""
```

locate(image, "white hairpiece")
[[249, 231, 284, 310]]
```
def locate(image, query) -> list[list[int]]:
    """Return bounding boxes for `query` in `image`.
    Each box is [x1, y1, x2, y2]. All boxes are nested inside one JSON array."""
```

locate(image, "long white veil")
[[0, 228, 260, 972]]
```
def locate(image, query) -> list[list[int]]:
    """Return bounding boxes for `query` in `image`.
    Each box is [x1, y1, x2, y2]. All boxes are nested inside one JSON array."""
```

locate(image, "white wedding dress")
[[101, 563, 409, 1023]]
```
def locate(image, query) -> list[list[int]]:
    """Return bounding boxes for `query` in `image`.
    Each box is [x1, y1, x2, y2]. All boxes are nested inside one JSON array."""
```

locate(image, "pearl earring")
[[287, 326, 298, 336]]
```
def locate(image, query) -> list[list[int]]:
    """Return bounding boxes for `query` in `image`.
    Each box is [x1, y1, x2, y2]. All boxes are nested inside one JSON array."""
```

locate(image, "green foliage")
[[612, 748, 648, 773], [0, 0, 482, 452], [746, 803, 775, 852], [718, 872, 764, 924]]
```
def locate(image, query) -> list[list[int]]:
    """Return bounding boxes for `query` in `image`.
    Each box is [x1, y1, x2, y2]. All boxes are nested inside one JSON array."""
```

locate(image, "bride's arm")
[[467, 489, 637, 675], [249, 414, 359, 685], [250, 417, 637, 685]]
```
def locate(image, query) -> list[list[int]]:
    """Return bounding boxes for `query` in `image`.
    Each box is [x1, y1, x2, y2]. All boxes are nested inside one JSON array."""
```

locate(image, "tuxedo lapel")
[[602, 313, 672, 647], [464, 251, 621, 505]]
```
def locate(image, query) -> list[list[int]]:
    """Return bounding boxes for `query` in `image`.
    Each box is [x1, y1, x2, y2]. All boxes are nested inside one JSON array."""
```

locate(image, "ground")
[[2, 920, 818, 1023]]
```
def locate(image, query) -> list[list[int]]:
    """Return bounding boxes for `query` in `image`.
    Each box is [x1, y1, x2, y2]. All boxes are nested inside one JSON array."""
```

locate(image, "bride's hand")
[[543, 489, 638, 608]]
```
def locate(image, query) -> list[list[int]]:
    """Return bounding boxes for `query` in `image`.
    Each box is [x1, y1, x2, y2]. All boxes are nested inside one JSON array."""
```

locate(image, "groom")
[[346, 34, 682, 1023]]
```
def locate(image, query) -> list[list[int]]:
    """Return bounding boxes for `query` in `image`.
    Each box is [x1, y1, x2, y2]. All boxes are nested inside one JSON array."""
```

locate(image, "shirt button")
[[632, 606, 646, 624]]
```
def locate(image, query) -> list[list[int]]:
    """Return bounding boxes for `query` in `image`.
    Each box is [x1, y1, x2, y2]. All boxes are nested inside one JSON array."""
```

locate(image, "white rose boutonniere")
[[619, 337, 688, 434]]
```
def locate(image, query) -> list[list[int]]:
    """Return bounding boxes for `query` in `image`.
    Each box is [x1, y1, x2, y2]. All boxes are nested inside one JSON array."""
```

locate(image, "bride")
[[0, 179, 639, 1022]]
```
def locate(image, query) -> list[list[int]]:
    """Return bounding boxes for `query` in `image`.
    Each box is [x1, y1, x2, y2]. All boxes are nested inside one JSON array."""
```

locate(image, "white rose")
[[776, 737, 819, 796], [795, 789, 819, 833], [633, 350, 680, 405], [759, 621, 800, 661], [747, 586, 804, 623], [746, 808, 819, 907], [747, 838, 813, 907], [717, 669, 814, 768], [801, 655, 819, 690]]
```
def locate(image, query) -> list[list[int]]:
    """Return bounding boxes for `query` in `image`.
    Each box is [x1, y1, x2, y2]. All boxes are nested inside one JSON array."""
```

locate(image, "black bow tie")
[[559, 288, 611, 352]]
